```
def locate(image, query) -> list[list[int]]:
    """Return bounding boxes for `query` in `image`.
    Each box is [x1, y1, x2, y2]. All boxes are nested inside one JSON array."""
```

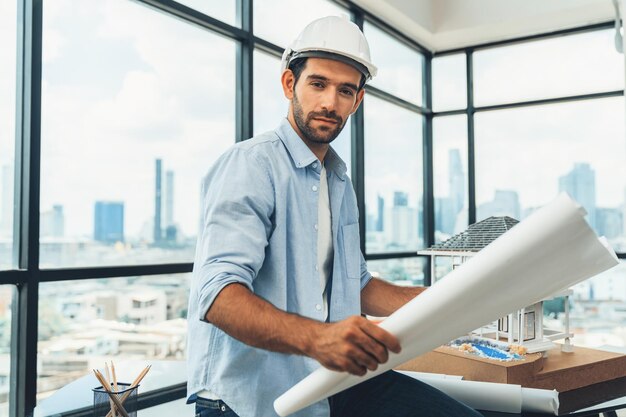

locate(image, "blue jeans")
[[194, 371, 483, 417], [195, 397, 239, 417]]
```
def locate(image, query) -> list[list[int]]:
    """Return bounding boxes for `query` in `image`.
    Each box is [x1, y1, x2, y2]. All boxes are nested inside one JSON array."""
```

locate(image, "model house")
[[419, 216, 574, 354]]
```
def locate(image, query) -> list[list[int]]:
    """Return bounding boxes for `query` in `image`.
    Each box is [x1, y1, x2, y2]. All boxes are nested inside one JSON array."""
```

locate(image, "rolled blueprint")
[[274, 193, 618, 416], [397, 370, 559, 415]]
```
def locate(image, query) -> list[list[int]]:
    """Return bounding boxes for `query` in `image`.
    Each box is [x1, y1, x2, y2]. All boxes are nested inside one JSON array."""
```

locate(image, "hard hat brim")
[[287, 50, 373, 82]]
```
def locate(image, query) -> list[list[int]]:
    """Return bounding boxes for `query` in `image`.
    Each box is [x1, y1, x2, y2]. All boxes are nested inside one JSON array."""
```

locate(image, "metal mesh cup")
[[92, 383, 138, 417]]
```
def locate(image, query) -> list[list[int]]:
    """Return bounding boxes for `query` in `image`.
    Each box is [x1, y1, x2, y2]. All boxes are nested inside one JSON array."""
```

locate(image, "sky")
[[0, 0, 16, 200], [0, 0, 625, 247]]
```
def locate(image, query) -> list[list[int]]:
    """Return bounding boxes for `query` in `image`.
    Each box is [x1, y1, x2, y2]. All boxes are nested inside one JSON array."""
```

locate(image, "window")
[[253, 0, 348, 48], [10, 2, 432, 415], [175, 0, 238, 27], [40, 0, 236, 268], [474, 29, 623, 106], [253, 50, 287, 136], [367, 258, 426, 286], [37, 274, 190, 406], [432, 53, 467, 112], [364, 95, 424, 254], [0, 286, 14, 415], [0, 0, 17, 270], [559, 261, 626, 348], [433, 115, 468, 242], [475, 97, 626, 252], [364, 22, 424, 106]]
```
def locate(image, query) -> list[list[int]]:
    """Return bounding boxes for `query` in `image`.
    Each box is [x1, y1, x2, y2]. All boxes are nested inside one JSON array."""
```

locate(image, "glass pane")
[[253, 0, 348, 48], [0, 0, 17, 270], [253, 50, 353, 175], [475, 97, 626, 252], [474, 29, 624, 107], [364, 21, 424, 106], [432, 53, 467, 112], [36, 274, 189, 407], [367, 257, 426, 286], [40, 0, 236, 268], [253, 50, 287, 135], [35, 360, 186, 417], [433, 115, 468, 242], [568, 261, 626, 348], [0, 286, 14, 416], [176, 0, 238, 27], [365, 96, 424, 254]]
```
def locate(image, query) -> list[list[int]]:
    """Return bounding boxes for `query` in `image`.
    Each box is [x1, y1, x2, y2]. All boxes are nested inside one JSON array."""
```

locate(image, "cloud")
[[39, 0, 238, 240], [474, 29, 623, 106], [474, 97, 626, 208]]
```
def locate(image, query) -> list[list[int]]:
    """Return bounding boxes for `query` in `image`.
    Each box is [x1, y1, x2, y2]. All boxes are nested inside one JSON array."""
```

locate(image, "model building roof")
[[429, 216, 519, 252]]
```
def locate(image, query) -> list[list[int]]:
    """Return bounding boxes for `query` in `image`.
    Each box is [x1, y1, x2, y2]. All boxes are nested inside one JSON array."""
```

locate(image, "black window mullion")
[[137, 0, 248, 42], [352, 11, 367, 255], [422, 54, 434, 286], [11, 0, 43, 416], [235, 0, 253, 141], [466, 49, 476, 225], [39, 263, 193, 282]]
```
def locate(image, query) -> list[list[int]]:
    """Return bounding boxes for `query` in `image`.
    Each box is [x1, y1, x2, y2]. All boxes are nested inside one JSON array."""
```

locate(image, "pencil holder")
[[92, 383, 138, 417]]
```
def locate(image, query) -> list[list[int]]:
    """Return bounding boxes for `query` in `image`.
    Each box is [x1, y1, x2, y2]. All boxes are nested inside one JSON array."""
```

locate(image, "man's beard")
[[292, 92, 346, 144]]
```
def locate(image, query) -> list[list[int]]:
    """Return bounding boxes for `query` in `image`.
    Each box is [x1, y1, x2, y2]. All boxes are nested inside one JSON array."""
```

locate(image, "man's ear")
[[281, 70, 295, 100], [350, 88, 366, 115]]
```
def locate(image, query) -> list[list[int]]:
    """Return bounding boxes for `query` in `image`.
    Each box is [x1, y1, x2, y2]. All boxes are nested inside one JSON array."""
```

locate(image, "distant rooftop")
[[429, 216, 519, 252]]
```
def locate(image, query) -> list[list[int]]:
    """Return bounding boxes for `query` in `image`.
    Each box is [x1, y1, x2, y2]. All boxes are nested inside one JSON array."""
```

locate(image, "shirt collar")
[[275, 118, 347, 181]]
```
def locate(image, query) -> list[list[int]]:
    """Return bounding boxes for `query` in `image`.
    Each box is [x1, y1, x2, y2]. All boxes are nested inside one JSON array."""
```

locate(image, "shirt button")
[[315, 304, 322, 311], [314, 224, 318, 230], [315, 265, 319, 271], [312, 185, 318, 192], [312, 163, 318, 168], [221, 405, 226, 412]]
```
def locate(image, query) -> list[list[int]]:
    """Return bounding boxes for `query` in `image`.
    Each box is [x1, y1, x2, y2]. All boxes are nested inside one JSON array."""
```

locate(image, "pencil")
[[104, 365, 151, 417], [94, 370, 130, 417], [102, 365, 116, 417]]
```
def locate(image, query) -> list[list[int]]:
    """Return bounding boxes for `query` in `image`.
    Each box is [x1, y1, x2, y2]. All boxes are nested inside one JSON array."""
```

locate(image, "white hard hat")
[[281, 15, 377, 82]]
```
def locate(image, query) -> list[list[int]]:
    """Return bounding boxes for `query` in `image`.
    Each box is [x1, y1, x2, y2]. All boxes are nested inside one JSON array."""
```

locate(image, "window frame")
[[5, 1, 622, 416]]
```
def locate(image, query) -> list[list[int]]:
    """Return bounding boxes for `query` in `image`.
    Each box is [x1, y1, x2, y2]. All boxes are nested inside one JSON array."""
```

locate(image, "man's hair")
[[289, 57, 366, 91]]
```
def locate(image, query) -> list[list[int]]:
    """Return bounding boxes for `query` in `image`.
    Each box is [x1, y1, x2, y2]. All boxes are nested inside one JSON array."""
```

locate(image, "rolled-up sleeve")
[[359, 251, 373, 290], [195, 148, 274, 321]]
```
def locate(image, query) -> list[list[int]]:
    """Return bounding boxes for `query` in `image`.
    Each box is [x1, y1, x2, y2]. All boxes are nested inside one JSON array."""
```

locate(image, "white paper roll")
[[399, 371, 522, 414], [274, 193, 617, 416], [397, 371, 559, 415], [521, 387, 560, 414]]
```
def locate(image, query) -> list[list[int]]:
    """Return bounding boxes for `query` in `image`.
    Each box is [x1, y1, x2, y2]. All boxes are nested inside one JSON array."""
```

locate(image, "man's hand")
[[306, 315, 401, 376]]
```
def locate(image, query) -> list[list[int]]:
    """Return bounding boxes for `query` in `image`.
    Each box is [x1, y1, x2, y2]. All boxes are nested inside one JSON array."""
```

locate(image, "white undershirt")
[[317, 164, 333, 321]]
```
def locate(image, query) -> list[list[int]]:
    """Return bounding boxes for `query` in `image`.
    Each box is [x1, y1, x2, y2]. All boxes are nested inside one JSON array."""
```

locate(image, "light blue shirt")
[[187, 118, 372, 417]]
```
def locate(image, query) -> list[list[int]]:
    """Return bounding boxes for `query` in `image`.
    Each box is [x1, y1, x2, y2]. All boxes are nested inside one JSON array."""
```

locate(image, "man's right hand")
[[306, 315, 401, 376]]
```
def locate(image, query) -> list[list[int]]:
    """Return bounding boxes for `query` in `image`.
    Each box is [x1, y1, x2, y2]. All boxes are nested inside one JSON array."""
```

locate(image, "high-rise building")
[[165, 170, 174, 228], [596, 208, 622, 240], [436, 197, 456, 236], [376, 194, 384, 232], [477, 190, 520, 220], [386, 191, 417, 249], [94, 201, 124, 243], [448, 148, 465, 215], [393, 191, 408, 207], [559, 162, 596, 229], [0, 164, 12, 236], [154, 159, 162, 243], [41, 204, 65, 238]]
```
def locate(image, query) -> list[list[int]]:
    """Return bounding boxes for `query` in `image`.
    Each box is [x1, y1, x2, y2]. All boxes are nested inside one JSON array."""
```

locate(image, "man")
[[187, 16, 481, 417]]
